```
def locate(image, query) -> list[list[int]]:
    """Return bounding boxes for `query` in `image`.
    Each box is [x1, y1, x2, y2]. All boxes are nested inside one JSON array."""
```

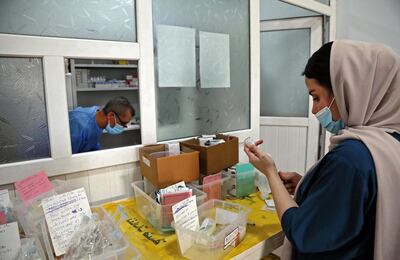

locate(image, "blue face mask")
[[315, 97, 345, 134], [105, 114, 124, 135]]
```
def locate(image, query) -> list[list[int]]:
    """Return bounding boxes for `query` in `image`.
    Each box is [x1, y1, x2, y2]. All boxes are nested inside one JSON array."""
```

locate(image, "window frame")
[[0, 0, 260, 184]]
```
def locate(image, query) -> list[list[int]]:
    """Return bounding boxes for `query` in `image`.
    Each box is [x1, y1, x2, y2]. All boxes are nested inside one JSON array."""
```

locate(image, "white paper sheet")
[[0, 222, 21, 259], [42, 188, 91, 256], [0, 190, 10, 206], [157, 25, 196, 87], [172, 195, 199, 254], [200, 31, 231, 88]]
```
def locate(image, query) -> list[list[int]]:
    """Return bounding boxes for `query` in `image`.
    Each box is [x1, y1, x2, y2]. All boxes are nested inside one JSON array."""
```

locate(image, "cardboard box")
[[139, 144, 200, 189], [180, 134, 239, 175]]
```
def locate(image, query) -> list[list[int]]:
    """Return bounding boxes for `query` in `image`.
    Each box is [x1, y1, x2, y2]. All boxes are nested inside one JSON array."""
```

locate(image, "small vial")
[[244, 137, 255, 146]]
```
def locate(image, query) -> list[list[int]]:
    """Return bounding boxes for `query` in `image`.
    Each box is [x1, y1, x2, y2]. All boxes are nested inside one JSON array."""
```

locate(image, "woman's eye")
[[313, 97, 319, 101]]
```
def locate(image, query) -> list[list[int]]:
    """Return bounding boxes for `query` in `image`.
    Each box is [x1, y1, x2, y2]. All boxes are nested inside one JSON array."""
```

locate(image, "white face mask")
[[105, 114, 124, 135]]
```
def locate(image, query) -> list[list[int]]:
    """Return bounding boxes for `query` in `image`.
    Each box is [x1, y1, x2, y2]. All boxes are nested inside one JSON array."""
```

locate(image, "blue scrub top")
[[282, 132, 400, 260], [69, 106, 103, 154]]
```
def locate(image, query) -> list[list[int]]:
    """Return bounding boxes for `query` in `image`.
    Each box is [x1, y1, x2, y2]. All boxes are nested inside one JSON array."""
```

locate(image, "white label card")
[[142, 156, 151, 167], [0, 190, 10, 206], [265, 199, 275, 208], [224, 226, 239, 250], [0, 222, 21, 259], [42, 188, 91, 256], [172, 196, 199, 254]]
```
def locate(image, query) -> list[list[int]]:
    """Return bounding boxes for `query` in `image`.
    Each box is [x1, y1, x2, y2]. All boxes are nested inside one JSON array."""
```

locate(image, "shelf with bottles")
[[71, 59, 139, 91], [76, 87, 138, 92], [74, 64, 138, 69]]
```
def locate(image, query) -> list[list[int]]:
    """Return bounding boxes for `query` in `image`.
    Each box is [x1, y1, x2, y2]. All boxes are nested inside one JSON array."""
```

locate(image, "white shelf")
[[74, 64, 137, 69], [102, 123, 140, 134], [76, 87, 138, 92]]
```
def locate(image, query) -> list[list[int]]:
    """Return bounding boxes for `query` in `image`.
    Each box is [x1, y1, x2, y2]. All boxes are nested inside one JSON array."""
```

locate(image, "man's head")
[[97, 96, 135, 130]]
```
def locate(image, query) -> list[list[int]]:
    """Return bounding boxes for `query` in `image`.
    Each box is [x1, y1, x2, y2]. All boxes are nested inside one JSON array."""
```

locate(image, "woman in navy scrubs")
[[245, 40, 400, 259]]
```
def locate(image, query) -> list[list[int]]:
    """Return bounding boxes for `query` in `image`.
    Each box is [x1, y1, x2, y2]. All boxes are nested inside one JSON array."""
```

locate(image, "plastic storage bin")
[[40, 206, 140, 260], [174, 199, 250, 260], [17, 235, 47, 260], [188, 173, 235, 201], [131, 180, 207, 233]]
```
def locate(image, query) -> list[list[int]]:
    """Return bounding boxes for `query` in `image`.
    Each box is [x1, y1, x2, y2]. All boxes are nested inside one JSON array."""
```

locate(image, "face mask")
[[105, 114, 124, 135], [315, 97, 345, 134]]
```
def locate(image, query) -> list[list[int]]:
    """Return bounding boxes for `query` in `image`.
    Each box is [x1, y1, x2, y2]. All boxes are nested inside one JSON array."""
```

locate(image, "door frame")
[[260, 16, 323, 170]]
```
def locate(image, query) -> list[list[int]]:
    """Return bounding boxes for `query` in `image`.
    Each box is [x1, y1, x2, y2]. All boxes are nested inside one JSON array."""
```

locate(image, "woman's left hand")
[[244, 139, 277, 176]]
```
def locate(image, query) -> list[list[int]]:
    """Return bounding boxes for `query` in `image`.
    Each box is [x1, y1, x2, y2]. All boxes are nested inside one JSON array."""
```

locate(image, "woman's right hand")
[[278, 171, 302, 195]]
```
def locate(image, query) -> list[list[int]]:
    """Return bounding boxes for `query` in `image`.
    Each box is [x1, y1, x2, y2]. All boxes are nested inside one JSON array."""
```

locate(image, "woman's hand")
[[244, 139, 298, 220], [278, 171, 302, 195], [244, 139, 277, 176]]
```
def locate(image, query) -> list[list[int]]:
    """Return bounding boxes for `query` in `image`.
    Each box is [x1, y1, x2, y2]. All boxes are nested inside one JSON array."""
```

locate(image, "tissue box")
[[139, 144, 200, 189], [180, 134, 239, 175]]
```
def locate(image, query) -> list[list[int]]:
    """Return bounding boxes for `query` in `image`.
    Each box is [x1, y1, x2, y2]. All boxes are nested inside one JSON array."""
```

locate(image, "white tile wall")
[[260, 125, 307, 175], [65, 171, 91, 201]]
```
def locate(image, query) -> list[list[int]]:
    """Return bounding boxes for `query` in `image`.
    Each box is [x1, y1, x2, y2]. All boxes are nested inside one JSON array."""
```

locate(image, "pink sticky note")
[[0, 211, 6, 225], [15, 171, 53, 204]]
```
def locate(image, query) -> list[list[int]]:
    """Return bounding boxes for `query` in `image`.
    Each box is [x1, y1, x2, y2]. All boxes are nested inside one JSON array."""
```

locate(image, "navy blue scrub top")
[[282, 132, 400, 260], [69, 106, 103, 154]]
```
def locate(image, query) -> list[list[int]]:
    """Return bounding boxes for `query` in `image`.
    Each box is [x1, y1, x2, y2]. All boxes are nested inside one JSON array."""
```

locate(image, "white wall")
[[336, 0, 400, 54]]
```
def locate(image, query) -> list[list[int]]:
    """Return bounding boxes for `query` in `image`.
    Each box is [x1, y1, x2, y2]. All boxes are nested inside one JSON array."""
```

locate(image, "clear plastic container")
[[12, 180, 76, 259], [17, 235, 47, 260], [174, 199, 250, 260], [12, 180, 72, 237], [188, 173, 236, 201], [40, 206, 141, 260], [131, 180, 207, 233]]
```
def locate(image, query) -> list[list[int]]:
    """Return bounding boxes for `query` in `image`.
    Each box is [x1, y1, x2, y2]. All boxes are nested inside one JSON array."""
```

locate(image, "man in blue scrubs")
[[68, 96, 135, 154]]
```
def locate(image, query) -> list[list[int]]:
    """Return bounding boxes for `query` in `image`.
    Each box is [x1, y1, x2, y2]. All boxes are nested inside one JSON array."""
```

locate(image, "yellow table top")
[[102, 193, 282, 259]]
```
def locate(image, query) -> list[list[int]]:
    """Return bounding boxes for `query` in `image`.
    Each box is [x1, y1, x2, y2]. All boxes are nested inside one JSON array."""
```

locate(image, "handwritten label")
[[0, 222, 21, 259], [172, 195, 199, 231], [15, 171, 52, 203], [172, 196, 199, 254], [125, 217, 167, 245], [42, 188, 91, 256], [0, 190, 10, 207]]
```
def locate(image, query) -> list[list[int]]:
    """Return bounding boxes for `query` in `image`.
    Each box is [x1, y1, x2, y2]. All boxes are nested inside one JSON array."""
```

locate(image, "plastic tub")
[[131, 180, 207, 233], [174, 199, 250, 260], [188, 173, 235, 201], [40, 206, 140, 260], [18, 235, 47, 260]]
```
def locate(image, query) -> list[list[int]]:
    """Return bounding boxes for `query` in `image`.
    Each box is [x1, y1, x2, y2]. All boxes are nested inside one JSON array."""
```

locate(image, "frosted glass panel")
[[261, 0, 320, 20], [0, 57, 50, 164], [200, 31, 231, 88], [157, 25, 196, 87], [0, 0, 136, 42], [260, 29, 310, 117], [154, 0, 250, 141]]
